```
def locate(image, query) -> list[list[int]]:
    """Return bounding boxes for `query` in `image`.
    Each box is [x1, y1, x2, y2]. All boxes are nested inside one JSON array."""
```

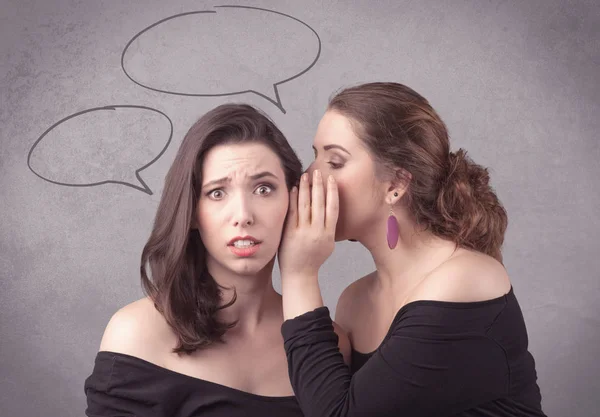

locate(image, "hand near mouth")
[[278, 169, 339, 319]]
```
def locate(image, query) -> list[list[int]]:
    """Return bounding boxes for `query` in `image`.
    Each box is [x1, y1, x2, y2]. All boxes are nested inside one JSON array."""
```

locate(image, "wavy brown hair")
[[140, 104, 303, 354], [329, 82, 508, 262]]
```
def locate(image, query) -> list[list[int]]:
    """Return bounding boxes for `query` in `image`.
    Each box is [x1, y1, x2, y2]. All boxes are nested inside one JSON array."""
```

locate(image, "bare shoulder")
[[98, 297, 173, 362], [334, 271, 376, 332], [414, 249, 512, 303]]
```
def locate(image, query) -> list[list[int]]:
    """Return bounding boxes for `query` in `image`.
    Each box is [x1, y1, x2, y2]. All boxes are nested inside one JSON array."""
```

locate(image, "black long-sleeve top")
[[281, 287, 547, 417]]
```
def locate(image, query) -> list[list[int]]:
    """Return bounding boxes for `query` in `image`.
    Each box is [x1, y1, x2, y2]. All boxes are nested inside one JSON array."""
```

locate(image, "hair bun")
[[446, 149, 490, 193], [436, 148, 507, 262]]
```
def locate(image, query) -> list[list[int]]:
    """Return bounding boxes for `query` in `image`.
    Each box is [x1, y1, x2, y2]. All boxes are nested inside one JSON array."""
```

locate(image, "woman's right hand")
[[278, 170, 339, 280], [278, 169, 339, 320]]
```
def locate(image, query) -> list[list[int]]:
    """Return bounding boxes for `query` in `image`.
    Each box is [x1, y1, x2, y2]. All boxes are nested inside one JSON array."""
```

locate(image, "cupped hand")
[[278, 169, 339, 279]]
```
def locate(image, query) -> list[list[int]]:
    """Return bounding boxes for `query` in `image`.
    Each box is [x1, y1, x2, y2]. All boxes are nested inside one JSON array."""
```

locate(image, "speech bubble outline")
[[27, 105, 173, 195], [120, 5, 322, 114]]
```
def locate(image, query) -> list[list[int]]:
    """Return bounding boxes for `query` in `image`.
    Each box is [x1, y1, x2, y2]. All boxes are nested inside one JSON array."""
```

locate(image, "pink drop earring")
[[386, 192, 399, 249]]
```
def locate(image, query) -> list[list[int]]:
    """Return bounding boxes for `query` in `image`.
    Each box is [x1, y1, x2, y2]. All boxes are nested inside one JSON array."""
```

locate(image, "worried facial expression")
[[195, 142, 289, 277]]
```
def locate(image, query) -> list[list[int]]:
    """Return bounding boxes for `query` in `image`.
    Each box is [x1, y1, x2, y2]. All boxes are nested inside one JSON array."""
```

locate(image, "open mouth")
[[227, 236, 262, 248], [231, 239, 258, 248], [227, 236, 262, 257]]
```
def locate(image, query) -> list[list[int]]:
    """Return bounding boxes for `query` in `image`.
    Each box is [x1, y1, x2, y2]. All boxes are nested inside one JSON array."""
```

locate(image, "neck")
[[357, 208, 457, 294], [206, 257, 282, 335]]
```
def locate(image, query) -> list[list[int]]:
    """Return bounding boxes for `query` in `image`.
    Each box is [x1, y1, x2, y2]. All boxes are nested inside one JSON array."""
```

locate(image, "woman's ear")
[[384, 168, 411, 205], [395, 167, 412, 190]]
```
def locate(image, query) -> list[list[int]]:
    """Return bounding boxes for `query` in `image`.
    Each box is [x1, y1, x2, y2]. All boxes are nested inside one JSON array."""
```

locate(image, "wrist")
[[281, 275, 324, 320], [281, 270, 319, 282]]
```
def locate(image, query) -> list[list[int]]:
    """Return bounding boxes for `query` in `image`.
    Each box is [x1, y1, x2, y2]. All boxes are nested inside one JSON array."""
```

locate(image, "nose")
[[304, 162, 328, 189], [231, 194, 254, 227]]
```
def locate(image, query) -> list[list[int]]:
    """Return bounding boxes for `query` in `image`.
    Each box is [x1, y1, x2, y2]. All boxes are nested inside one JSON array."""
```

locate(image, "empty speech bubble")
[[27, 105, 173, 195], [121, 6, 322, 114]]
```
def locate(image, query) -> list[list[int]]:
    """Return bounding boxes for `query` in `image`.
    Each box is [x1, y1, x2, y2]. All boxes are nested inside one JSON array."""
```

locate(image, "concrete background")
[[1, 0, 599, 415]]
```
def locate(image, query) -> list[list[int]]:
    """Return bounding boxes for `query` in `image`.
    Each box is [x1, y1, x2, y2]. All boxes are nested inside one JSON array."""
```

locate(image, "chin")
[[335, 217, 364, 243], [228, 260, 268, 276], [334, 226, 351, 242], [230, 253, 278, 275]]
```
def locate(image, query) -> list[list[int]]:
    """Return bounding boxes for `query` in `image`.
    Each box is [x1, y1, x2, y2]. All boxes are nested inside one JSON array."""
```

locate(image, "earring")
[[387, 192, 399, 249]]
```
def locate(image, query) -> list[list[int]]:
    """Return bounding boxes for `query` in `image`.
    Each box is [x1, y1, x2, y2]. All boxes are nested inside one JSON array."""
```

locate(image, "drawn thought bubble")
[[27, 105, 173, 195], [121, 6, 322, 114]]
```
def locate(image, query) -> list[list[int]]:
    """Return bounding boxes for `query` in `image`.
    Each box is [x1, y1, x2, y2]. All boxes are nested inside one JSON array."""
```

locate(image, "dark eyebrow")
[[313, 144, 351, 156], [249, 171, 279, 181], [202, 171, 279, 188]]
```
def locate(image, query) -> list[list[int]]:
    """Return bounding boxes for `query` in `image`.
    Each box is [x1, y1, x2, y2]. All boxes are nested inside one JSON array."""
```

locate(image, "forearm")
[[282, 306, 351, 417], [281, 273, 324, 320]]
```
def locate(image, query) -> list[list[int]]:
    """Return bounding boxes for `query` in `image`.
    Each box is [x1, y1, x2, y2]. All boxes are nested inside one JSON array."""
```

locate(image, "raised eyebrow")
[[249, 171, 279, 181], [202, 172, 278, 188], [202, 176, 229, 189]]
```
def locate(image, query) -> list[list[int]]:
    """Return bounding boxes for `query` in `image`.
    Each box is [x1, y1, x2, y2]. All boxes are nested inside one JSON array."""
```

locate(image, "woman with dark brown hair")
[[84, 103, 349, 417], [278, 82, 547, 416]]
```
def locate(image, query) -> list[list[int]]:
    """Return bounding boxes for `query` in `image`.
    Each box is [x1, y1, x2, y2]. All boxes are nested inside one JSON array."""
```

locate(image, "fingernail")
[[291, 186, 297, 193], [302, 173, 308, 181], [314, 169, 321, 179], [328, 175, 335, 183]]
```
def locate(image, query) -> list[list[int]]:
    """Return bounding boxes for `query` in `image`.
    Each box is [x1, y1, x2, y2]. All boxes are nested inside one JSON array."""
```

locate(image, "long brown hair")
[[140, 104, 303, 354], [329, 82, 508, 262]]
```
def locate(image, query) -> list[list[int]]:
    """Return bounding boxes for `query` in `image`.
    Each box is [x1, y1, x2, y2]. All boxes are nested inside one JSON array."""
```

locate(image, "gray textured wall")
[[2, 1, 598, 416]]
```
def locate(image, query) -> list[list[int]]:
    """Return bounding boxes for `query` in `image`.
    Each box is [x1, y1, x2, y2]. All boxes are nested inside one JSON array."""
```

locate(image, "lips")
[[227, 235, 262, 247], [228, 236, 262, 257]]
